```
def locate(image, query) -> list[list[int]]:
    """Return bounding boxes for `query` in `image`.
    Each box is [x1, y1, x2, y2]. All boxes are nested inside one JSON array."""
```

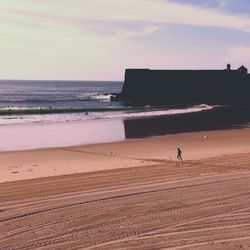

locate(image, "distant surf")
[[0, 80, 250, 151], [0, 104, 214, 125], [0, 80, 215, 125]]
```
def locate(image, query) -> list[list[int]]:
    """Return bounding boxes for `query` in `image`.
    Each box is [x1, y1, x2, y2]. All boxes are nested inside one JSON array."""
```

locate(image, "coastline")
[[1, 105, 250, 152], [1, 127, 250, 249], [0, 118, 125, 152], [1, 126, 250, 183], [124, 105, 250, 138]]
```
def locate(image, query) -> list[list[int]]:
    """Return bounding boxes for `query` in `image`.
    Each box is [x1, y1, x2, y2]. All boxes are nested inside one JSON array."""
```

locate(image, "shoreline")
[[0, 118, 125, 152], [2, 122, 250, 248], [1, 126, 250, 183], [1, 104, 250, 152]]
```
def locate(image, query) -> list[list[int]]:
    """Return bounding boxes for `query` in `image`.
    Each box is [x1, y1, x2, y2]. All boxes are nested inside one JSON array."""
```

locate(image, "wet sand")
[[0, 119, 125, 152], [1, 128, 250, 249], [1, 128, 250, 183]]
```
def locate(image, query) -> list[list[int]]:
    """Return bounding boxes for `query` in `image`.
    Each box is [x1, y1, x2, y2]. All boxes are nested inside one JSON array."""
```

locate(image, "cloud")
[[72, 0, 250, 33], [0, 0, 249, 80], [116, 26, 160, 38], [1, 0, 250, 35]]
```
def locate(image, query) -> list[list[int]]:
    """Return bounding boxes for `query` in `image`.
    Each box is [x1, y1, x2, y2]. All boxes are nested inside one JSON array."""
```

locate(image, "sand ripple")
[[1, 154, 250, 249]]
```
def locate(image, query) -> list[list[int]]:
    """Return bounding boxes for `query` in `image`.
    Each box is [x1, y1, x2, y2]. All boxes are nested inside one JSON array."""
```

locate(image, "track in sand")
[[1, 153, 250, 249]]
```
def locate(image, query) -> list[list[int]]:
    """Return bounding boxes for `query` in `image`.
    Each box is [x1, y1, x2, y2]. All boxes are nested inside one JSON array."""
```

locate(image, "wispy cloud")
[[1, 0, 250, 34], [116, 26, 160, 39], [0, 0, 249, 80]]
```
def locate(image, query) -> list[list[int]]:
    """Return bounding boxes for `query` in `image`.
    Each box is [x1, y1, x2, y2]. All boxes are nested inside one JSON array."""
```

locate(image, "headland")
[[112, 64, 250, 104], [2, 65, 250, 249]]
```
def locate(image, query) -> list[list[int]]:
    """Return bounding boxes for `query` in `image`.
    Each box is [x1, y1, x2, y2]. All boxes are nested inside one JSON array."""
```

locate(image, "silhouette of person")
[[177, 147, 183, 161]]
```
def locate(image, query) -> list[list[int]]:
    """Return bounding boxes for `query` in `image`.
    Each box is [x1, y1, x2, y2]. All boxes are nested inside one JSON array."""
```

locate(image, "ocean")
[[1, 80, 250, 151], [0, 80, 213, 125]]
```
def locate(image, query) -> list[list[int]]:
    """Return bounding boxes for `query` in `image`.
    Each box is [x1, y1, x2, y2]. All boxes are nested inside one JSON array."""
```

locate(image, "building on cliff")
[[112, 64, 250, 105]]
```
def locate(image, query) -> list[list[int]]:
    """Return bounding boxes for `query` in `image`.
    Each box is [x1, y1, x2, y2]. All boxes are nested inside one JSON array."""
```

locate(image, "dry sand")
[[1, 128, 250, 249]]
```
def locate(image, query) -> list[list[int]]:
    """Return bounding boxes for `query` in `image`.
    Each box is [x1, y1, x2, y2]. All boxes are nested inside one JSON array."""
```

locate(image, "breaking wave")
[[0, 104, 214, 126]]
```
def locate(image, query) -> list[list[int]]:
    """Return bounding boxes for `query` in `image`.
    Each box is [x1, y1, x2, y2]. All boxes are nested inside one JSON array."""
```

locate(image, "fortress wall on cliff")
[[119, 69, 250, 105]]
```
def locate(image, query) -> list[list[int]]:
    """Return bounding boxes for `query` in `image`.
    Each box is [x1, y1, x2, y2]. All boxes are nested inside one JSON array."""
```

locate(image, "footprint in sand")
[[111, 152, 119, 156], [9, 165, 19, 169]]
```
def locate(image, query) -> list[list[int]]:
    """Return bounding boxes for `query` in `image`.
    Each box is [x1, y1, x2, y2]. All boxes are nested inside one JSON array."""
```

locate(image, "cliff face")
[[114, 68, 250, 105]]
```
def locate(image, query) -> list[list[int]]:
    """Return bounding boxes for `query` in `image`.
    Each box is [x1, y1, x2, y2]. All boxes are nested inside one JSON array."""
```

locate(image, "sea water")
[[0, 80, 216, 151], [0, 80, 212, 125]]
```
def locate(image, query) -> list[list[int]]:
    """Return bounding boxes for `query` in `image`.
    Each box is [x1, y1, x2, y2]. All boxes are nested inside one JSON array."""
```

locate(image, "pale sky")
[[0, 0, 250, 80]]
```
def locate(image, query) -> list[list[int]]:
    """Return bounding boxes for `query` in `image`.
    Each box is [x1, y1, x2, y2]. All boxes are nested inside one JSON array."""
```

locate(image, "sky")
[[0, 0, 250, 80]]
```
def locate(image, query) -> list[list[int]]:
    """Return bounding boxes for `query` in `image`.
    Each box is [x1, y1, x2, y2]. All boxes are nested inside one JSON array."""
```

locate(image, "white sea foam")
[[77, 93, 99, 99], [89, 93, 114, 101], [0, 104, 214, 125], [96, 94, 113, 99], [0, 106, 39, 110], [76, 93, 114, 102], [93, 104, 214, 120]]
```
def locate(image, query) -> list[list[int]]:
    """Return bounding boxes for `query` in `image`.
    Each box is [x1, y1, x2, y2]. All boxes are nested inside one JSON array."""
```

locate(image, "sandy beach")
[[2, 0, 250, 249], [1, 128, 250, 249]]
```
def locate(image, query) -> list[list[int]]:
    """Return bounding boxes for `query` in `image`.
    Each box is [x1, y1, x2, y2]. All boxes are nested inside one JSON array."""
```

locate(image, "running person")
[[177, 147, 183, 161]]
